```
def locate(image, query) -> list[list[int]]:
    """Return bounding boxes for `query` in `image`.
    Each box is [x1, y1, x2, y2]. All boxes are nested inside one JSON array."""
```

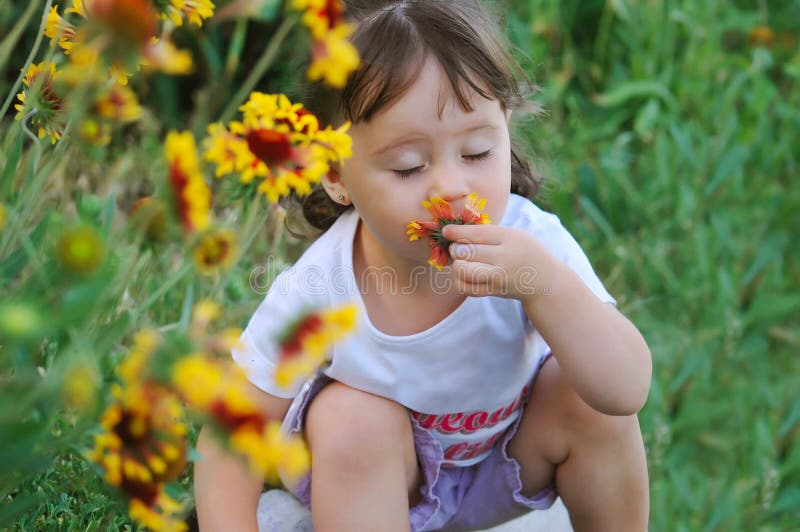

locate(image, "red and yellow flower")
[[291, 0, 360, 88], [406, 193, 492, 270], [165, 131, 211, 233], [170, 355, 310, 480], [275, 303, 358, 388], [193, 228, 237, 273], [14, 61, 65, 143], [204, 93, 352, 202]]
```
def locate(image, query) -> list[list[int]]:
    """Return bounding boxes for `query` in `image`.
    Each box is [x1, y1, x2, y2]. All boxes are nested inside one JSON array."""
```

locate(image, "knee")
[[536, 358, 641, 445], [305, 382, 414, 466]]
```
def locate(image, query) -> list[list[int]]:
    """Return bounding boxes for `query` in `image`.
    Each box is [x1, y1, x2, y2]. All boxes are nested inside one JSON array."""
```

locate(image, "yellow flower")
[[129, 493, 187, 532], [14, 61, 64, 143], [143, 37, 194, 75], [160, 0, 215, 27], [291, 0, 345, 40], [275, 303, 358, 388], [307, 23, 360, 88], [193, 228, 237, 273], [87, 381, 188, 527], [203, 92, 352, 202], [164, 131, 211, 232], [291, 0, 360, 88], [55, 225, 107, 275], [45, 6, 79, 53], [94, 82, 142, 122]]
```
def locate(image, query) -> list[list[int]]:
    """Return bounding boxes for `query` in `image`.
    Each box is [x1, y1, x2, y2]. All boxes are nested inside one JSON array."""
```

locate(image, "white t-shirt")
[[233, 194, 615, 467]]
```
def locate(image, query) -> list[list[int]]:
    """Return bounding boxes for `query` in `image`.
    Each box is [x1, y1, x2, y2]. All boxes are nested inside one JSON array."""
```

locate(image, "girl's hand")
[[442, 224, 560, 303]]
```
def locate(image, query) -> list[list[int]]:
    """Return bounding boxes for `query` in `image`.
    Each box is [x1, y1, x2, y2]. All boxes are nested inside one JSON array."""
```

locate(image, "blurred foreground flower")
[[204, 93, 352, 202], [165, 131, 211, 232], [275, 303, 358, 387], [45, 0, 193, 83], [171, 355, 309, 480], [157, 0, 216, 27], [406, 194, 491, 270], [88, 382, 189, 531], [86, 329, 189, 530], [56, 224, 107, 275], [291, 0, 360, 87]]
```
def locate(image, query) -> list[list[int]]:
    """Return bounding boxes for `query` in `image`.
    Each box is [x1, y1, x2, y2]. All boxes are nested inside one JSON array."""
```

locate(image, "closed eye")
[[463, 149, 492, 162], [394, 166, 425, 178]]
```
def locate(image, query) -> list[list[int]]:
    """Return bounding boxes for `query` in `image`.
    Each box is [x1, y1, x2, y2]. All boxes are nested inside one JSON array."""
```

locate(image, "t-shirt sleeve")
[[510, 200, 616, 305], [232, 269, 315, 398]]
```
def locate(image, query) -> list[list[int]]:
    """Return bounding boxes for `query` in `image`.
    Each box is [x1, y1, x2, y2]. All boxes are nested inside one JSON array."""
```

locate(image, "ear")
[[321, 164, 351, 205]]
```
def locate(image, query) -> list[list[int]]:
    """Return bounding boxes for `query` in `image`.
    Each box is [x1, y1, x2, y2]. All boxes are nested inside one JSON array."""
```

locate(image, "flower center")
[[245, 129, 293, 166]]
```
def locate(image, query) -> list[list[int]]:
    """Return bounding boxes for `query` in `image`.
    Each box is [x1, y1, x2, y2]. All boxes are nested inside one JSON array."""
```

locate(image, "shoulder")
[[500, 194, 573, 257]]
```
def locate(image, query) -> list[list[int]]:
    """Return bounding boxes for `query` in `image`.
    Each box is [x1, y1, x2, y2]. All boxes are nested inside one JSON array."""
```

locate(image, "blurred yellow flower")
[[275, 303, 358, 388], [164, 131, 211, 232], [45, 6, 78, 53], [160, 0, 215, 27], [87, 380, 188, 530], [95, 82, 142, 122], [204, 93, 352, 202], [306, 22, 360, 88], [171, 354, 311, 480], [193, 228, 237, 273], [129, 492, 187, 532], [291, 0, 360, 87], [56, 225, 107, 275]]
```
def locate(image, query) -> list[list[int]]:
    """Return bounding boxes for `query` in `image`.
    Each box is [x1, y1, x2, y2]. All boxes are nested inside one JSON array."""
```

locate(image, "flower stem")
[[219, 15, 298, 123], [0, 0, 53, 121]]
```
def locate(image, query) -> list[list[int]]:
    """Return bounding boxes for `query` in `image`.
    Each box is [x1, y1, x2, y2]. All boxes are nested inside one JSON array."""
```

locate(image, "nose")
[[428, 164, 469, 204]]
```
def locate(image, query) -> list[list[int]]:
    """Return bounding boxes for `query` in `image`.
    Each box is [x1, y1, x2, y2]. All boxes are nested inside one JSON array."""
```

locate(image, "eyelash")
[[393, 150, 493, 179]]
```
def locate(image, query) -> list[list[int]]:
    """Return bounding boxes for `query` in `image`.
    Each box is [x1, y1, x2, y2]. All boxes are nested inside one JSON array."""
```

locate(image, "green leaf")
[[0, 128, 23, 198], [593, 80, 677, 110], [0, 211, 51, 279]]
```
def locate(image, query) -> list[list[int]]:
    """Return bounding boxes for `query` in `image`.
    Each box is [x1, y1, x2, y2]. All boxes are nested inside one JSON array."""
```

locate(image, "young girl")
[[195, 1, 651, 531]]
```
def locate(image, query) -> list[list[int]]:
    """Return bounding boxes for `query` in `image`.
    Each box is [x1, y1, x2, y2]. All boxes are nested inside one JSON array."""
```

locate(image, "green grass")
[[507, 0, 800, 529], [2, 0, 799, 530]]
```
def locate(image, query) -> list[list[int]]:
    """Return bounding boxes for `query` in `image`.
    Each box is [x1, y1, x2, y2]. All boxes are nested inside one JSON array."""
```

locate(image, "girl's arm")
[[444, 223, 652, 416], [194, 383, 292, 531], [521, 261, 651, 416]]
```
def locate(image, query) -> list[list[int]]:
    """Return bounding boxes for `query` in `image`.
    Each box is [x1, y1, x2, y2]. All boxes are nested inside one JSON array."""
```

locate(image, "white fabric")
[[234, 194, 615, 466]]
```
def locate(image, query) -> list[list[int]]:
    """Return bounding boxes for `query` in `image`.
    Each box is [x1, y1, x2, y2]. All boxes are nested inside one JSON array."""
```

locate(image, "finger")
[[448, 241, 497, 263], [442, 223, 503, 245], [452, 259, 506, 290]]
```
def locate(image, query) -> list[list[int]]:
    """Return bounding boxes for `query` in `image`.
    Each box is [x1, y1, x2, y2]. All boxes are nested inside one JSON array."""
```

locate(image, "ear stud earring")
[[338, 194, 345, 201]]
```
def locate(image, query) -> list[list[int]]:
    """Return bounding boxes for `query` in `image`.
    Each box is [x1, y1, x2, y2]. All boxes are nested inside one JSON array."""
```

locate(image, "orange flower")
[[406, 193, 492, 271]]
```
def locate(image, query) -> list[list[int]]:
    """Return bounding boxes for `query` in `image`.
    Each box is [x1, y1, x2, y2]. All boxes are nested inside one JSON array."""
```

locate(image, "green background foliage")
[[1, 0, 798, 529]]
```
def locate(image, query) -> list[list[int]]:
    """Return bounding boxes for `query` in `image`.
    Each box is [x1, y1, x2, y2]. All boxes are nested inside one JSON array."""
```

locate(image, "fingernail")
[[451, 243, 468, 259]]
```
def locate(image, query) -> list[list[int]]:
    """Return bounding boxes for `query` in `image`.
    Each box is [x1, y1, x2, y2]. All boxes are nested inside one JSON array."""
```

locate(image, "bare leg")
[[507, 357, 650, 531], [305, 382, 421, 532]]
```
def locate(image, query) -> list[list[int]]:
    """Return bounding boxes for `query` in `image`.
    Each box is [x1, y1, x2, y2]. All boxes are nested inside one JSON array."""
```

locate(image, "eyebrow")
[[371, 123, 498, 157]]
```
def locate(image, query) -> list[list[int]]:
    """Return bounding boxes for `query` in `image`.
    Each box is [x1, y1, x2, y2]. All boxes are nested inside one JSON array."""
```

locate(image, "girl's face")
[[331, 56, 512, 272]]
